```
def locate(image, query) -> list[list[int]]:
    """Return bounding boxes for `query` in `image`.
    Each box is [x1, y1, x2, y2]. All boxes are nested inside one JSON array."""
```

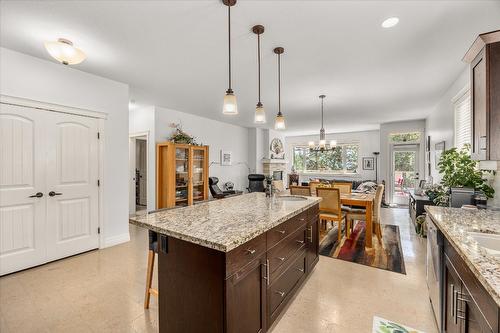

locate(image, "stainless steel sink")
[[276, 195, 308, 201], [469, 232, 500, 257]]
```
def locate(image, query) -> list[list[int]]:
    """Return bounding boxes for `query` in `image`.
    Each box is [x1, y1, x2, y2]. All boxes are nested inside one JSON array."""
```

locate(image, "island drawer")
[[267, 226, 306, 277], [226, 233, 266, 279], [268, 251, 306, 316], [267, 210, 308, 249]]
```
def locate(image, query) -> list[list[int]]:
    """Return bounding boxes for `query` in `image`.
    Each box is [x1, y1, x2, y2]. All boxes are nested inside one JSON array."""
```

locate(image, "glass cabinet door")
[[191, 147, 207, 203], [174, 146, 189, 207]]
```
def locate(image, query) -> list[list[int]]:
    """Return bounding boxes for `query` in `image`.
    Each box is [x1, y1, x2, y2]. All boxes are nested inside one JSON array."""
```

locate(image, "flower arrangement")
[[168, 123, 199, 145]]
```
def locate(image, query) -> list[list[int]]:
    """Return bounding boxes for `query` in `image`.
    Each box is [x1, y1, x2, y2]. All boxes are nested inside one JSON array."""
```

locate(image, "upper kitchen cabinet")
[[463, 30, 500, 161]]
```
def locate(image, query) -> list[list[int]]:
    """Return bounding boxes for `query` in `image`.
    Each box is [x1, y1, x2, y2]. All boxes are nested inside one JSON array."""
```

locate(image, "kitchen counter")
[[425, 206, 500, 306], [129, 192, 321, 252]]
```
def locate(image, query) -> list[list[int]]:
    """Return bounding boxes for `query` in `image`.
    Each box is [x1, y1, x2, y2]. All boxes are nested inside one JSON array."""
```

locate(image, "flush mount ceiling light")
[[381, 17, 399, 28], [253, 25, 266, 124], [44, 38, 86, 65], [274, 47, 286, 130], [222, 0, 238, 115], [309, 95, 336, 151]]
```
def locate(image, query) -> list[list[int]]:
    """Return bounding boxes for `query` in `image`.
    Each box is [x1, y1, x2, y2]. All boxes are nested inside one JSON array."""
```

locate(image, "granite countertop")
[[425, 206, 500, 306], [129, 192, 321, 252]]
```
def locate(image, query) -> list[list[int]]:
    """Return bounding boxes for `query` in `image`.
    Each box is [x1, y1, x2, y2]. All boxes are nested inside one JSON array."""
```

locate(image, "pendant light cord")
[[321, 97, 324, 130], [277, 53, 281, 116], [228, 4, 232, 90], [257, 33, 261, 103]]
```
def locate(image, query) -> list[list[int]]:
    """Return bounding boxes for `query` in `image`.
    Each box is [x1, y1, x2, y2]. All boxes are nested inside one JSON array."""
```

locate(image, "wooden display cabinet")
[[156, 142, 209, 209]]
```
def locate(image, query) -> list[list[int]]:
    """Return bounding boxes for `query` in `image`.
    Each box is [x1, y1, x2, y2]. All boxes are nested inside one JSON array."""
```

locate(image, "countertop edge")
[[425, 206, 500, 307], [129, 197, 321, 253]]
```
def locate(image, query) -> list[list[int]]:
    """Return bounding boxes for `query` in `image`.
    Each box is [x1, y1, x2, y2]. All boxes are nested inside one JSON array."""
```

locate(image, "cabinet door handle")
[[296, 240, 305, 245], [48, 191, 62, 197], [276, 230, 286, 234], [29, 192, 43, 198], [276, 257, 285, 262], [275, 290, 285, 297], [263, 259, 270, 286], [245, 249, 256, 255], [308, 226, 313, 241], [296, 268, 304, 273], [451, 284, 456, 322], [299, 218, 305, 222]]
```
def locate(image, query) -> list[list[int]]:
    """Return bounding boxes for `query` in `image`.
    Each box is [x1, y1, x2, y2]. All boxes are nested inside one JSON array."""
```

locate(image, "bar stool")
[[144, 230, 158, 309]]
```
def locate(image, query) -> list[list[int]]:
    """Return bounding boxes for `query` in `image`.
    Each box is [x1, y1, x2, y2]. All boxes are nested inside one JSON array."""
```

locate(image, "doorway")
[[390, 144, 420, 206], [129, 133, 148, 215]]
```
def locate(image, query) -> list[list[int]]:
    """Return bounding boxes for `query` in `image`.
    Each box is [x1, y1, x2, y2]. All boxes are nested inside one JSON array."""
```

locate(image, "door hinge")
[[98, 227, 101, 234], [97, 132, 100, 139], [97, 179, 100, 187]]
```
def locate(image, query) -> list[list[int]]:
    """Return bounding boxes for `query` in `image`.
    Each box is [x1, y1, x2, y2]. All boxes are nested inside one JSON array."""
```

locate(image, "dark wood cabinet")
[[464, 30, 500, 161], [226, 253, 267, 333], [158, 203, 320, 333], [442, 237, 498, 333]]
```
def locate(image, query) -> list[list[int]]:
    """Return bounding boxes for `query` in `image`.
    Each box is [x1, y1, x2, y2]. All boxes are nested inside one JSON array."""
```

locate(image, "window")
[[454, 90, 471, 150], [293, 144, 359, 173], [389, 132, 421, 143]]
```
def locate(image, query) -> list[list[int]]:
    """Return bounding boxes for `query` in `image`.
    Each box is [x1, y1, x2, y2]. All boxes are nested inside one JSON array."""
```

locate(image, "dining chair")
[[346, 184, 384, 243], [144, 230, 158, 309], [289, 185, 311, 196], [309, 180, 321, 196], [333, 182, 352, 195], [316, 187, 346, 242]]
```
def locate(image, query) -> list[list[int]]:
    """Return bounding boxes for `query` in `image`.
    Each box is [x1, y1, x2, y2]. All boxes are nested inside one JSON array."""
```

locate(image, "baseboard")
[[102, 232, 130, 248]]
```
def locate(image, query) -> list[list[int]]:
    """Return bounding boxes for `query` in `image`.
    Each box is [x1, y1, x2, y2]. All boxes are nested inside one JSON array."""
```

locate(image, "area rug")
[[319, 221, 406, 274], [372, 316, 425, 333]]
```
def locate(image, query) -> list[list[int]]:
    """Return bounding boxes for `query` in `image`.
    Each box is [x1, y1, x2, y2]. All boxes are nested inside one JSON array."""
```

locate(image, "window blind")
[[454, 91, 471, 150]]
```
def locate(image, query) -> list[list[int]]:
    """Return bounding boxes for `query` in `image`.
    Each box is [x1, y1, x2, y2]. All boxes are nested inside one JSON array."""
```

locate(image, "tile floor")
[[0, 208, 438, 333]]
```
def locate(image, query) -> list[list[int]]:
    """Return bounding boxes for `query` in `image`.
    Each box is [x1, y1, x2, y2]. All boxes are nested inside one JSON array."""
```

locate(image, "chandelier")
[[308, 95, 337, 151]]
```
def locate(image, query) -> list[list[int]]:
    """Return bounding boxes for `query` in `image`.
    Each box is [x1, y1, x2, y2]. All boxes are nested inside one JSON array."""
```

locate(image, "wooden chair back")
[[316, 187, 341, 215], [333, 182, 352, 195], [373, 184, 384, 222], [289, 185, 311, 196], [309, 180, 321, 196]]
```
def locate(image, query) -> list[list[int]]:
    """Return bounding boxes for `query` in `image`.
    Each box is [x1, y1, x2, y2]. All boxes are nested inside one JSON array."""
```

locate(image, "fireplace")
[[273, 171, 283, 180], [262, 158, 287, 179]]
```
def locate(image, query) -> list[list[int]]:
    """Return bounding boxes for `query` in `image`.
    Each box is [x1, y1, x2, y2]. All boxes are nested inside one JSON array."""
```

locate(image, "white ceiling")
[[1, 1, 499, 135]]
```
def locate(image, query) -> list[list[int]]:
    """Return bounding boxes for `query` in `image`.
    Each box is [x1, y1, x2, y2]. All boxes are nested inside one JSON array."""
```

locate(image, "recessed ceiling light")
[[381, 17, 399, 28], [44, 38, 86, 65]]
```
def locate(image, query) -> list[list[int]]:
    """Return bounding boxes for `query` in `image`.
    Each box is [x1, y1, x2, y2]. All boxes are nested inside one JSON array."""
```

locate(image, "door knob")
[[29, 192, 44, 198], [48, 191, 62, 197]]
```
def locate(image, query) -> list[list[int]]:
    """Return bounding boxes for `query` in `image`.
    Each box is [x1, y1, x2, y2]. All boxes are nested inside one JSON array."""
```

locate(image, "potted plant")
[[431, 144, 494, 206]]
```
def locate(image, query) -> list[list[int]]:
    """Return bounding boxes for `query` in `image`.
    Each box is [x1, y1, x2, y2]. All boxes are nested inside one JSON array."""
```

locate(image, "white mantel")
[[262, 158, 288, 177]]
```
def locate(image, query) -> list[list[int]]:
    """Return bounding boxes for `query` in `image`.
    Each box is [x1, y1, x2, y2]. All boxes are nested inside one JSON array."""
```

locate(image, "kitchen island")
[[130, 192, 321, 333], [425, 206, 500, 333]]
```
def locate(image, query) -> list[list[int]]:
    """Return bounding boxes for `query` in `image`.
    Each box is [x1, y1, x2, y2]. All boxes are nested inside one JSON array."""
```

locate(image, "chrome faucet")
[[265, 177, 275, 198]]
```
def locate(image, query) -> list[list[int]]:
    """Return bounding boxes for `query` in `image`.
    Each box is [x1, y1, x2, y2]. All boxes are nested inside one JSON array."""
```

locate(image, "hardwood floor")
[[0, 208, 437, 333]]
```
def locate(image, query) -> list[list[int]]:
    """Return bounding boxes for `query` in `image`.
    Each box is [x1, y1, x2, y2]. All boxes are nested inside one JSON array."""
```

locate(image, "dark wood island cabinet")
[[130, 193, 321, 333]]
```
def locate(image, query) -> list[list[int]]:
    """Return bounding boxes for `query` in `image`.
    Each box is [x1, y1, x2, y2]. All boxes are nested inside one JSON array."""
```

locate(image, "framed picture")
[[362, 157, 374, 170], [220, 150, 232, 166], [435, 141, 445, 168]]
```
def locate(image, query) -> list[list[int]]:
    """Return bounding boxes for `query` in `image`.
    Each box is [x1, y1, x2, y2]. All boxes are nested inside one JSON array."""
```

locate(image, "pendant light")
[[309, 95, 336, 151], [274, 47, 286, 130], [222, 0, 237, 115], [253, 25, 266, 124]]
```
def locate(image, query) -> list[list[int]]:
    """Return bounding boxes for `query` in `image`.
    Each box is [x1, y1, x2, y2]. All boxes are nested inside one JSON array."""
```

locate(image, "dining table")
[[340, 192, 375, 249]]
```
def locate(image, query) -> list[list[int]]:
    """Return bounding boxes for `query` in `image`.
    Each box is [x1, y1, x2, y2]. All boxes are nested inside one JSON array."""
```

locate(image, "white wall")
[[285, 130, 380, 184], [0, 47, 130, 247], [129, 105, 251, 209], [380, 120, 426, 203], [129, 105, 156, 212]]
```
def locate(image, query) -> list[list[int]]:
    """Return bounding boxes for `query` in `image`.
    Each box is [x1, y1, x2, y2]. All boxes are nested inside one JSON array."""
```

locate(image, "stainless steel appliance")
[[427, 216, 443, 332], [449, 187, 474, 208]]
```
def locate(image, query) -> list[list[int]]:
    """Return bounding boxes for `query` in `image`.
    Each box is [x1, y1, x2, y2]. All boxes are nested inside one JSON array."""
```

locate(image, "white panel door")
[[45, 112, 99, 261], [0, 104, 47, 275]]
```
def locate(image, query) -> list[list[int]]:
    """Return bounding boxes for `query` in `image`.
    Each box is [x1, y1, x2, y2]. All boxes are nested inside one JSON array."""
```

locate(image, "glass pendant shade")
[[44, 39, 86, 65], [308, 141, 315, 147], [319, 139, 326, 148], [274, 113, 286, 130], [223, 90, 238, 115], [254, 105, 266, 123], [330, 139, 337, 146]]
